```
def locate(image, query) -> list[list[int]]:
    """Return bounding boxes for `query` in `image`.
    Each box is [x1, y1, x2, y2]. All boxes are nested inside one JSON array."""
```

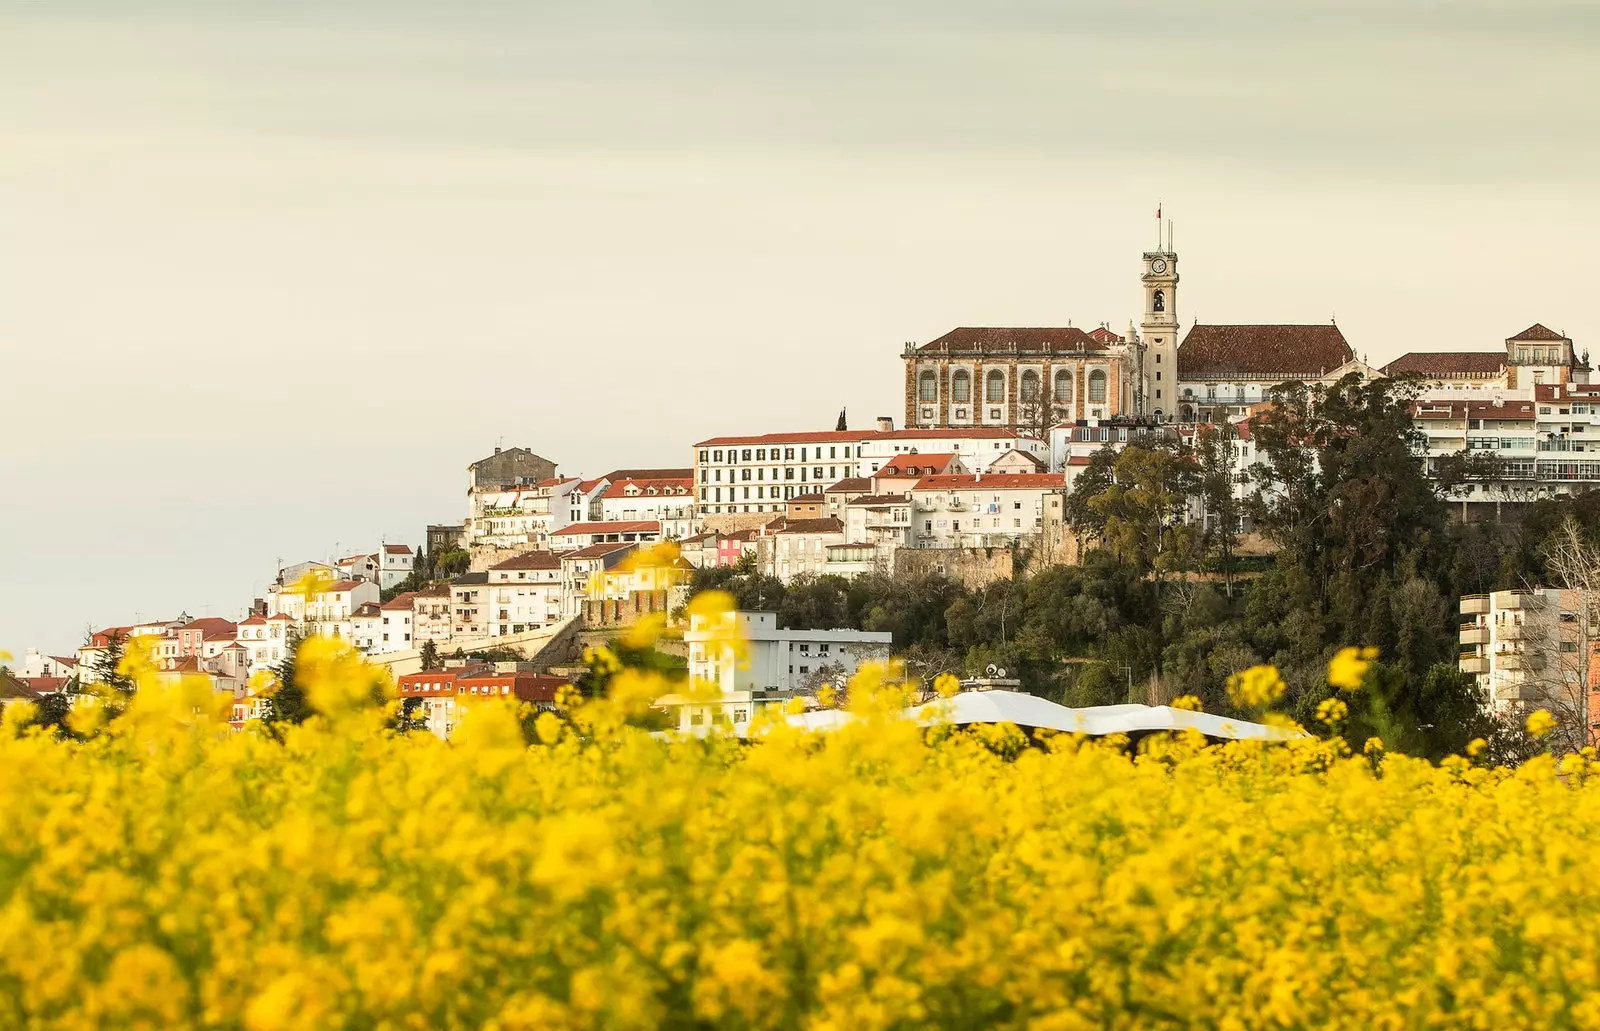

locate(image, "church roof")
[[916, 327, 1108, 355], [1177, 324, 1353, 380], [1508, 323, 1568, 342], [1382, 351, 1506, 378]]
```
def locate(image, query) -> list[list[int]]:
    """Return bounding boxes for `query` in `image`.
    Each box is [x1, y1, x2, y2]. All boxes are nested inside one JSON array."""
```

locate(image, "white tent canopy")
[[659, 690, 1302, 741]]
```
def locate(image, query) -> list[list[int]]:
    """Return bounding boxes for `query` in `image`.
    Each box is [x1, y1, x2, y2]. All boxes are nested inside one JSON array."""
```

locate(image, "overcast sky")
[[2, 0, 1597, 656]]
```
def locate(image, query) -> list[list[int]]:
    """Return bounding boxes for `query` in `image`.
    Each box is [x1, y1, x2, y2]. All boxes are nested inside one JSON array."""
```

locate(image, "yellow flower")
[[1465, 737, 1487, 759], [1171, 695, 1203, 712], [934, 673, 961, 699], [1526, 709, 1557, 740], [1364, 736, 1385, 756], [1315, 697, 1348, 727], [1225, 665, 1285, 710], [1327, 646, 1378, 691], [533, 711, 564, 745]]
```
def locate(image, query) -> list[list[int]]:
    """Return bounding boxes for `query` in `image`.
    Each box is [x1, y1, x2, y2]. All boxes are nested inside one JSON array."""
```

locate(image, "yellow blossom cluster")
[[3, 636, 1600, 1029]]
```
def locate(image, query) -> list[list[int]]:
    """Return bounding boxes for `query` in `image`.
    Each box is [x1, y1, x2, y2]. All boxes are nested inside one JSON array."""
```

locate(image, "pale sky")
[[2, 0, 1597, 656]]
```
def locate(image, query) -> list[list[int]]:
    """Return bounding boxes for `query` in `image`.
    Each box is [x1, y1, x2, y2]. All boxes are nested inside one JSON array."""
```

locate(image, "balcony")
[[1496, 652, 1546, 672], [1497, 623, 1532, 641], [1459, 624, 1488, 645], [1459, 655, 1488, 674], [1491, 590, 1543, 610], [1460, 594, 1489, 616]]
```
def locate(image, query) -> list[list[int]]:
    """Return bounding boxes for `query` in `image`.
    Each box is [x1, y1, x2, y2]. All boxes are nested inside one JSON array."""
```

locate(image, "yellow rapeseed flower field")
[[0, 627, 1594, 1029]]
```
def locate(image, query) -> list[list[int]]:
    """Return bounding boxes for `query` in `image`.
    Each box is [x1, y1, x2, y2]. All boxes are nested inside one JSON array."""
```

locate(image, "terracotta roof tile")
[[877, 453, 958, 476], [1384, 351, 1506, 377], [561, 542, 638, 560], [1509, 323, 1568, 342], [551, 520, 661, 537], [825, 477, 871, 493], [912, 473, 1066, 490], [1178, 324, 1354, 379], [772, 517, 846, 535], [695, 430, 863, 448], [383, 544, 413, 555], [380, 592, 419, 611], [916, 327, 1108, 354], [489, 551, 562, 572]]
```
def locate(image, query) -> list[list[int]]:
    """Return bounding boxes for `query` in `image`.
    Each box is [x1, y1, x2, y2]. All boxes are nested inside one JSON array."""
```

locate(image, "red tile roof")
[[600, 477, 693, 499], [49, 655, 77, 668], [912, 473, 1066, 490], [560, 542, 639, 561], [1383, 351, 1505, 377], [695, 430, 864, 448], [847, 493, 912, 507], [988, 448, 1047, 471], [825, 477, 871, 493], [550, 521, 661, 537], [182, 617, 239, 640], [325, 580, 368, 593], [489, 551, 562, 571], [915, 327, 1108, 354], [1509, 323, 1568, 342], [604, 468, 693, 481], [871, 428, 1027, 440], [1178, 324, 1354, 379], [1087, 326, 1125, 344], [788, 492, 825, 503], [456, 672, 571, 703], [380, 592, 419, 611], [771, 517, 845, 535], [877, 453, 958, 477], [383, 544, 413, 555], [22, 677, 68, 694]]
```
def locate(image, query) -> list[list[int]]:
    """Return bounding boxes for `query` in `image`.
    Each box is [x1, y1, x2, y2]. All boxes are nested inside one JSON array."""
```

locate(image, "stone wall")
[[893, 547, 1015, 589]]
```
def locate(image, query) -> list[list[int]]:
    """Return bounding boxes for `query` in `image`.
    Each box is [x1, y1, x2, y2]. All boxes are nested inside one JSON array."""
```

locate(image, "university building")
[[901, 232, 1366, 429]]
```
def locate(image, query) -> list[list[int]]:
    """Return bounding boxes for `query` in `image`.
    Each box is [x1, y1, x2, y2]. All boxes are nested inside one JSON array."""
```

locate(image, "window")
[[986, 369, 1005, 402], [952, 369, 971, 402], [1088, 370, 1108, 403], [1020, 370, 1039, 403], [1054, 369, 1072, 403], [919, 370, 937, 401]]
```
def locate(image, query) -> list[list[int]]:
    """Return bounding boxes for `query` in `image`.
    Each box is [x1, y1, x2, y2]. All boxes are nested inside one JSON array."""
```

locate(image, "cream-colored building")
[[1459, 589, 1587, 713]]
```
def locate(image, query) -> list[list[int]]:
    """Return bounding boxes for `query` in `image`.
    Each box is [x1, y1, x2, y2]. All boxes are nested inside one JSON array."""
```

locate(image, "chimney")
[[494, 446, 501, 455], [876, 416, 894, 433]]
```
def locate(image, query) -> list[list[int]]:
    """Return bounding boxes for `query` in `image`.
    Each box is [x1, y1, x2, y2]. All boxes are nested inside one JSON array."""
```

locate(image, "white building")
[[856, 427, 1048, 476], [486, 551, 565, 636], [351, 602, 383, 653], [379, 544, 415, 590], [909, 472, 1066, 549], [469, 477, 581, 549], [412, 585, 453, 647], [596, 476, 698, 539], [694, 431, 866, 517], [559, 542, 636, 616], [236, 613, 297, 672], [666, 610, 893, 730], [334, 553, 380, 583], [451, 572, 490, 639], [1459, 589, 1585, 714], [377, 593, 418, 653], [759, 517, 848, 583]]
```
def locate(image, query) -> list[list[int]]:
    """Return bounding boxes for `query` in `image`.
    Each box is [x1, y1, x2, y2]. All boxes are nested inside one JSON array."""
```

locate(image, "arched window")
[[986, 369, 1005, 402], [918, 370, 937, 402], [1088, 370, 1107, 403], [1180, 405, 1194, 423], [1153, 290, 1165, 312], [1020, 370, 1039, 403], [1054, 369, 1073, 403], [952, 369, 971, 403]]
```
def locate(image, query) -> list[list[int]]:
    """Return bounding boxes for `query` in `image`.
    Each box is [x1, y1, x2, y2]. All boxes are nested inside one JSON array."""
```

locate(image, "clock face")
[[1151, 259, 1168, 274]]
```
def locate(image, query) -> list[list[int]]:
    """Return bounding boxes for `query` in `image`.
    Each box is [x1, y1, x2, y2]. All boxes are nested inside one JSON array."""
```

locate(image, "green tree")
[[1089, 437, 1200, 580], [1063, 445, 1117, 542], [88, 629, 135, 698], [260, 632, 312, 733], [1194, 423, 1241, 595], [419, 639, 440, 670]]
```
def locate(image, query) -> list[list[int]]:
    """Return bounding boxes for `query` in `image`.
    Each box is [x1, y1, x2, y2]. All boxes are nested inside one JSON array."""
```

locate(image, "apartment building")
[[1459, 588, 1587, 713], [664, 610, 893, 730], [486, 551, 564, 636], [909, 473, 1066, 549]]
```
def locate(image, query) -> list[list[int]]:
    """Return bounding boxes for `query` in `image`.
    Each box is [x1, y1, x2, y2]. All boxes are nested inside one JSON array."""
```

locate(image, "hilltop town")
[[7, 235, 1590, 742]]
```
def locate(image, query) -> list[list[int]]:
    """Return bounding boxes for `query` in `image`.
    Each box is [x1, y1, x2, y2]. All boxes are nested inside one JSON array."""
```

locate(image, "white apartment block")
[[1459, 589, 1587, 713], [666, 610, 893, 730], [469, 477, 580, 549], [377, 593, 418, 653], [379, 544, 415, 589], [909, 473, 1066, 549], [597, 477, 698, 539], [486, 551, 565, 636], [695, 431, 865, 517], [236, 614, 297, 671]]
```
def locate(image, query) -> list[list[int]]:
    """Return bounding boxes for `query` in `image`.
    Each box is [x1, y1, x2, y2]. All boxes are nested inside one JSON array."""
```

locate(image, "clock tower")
[[1140, 226, 1179, 420]]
